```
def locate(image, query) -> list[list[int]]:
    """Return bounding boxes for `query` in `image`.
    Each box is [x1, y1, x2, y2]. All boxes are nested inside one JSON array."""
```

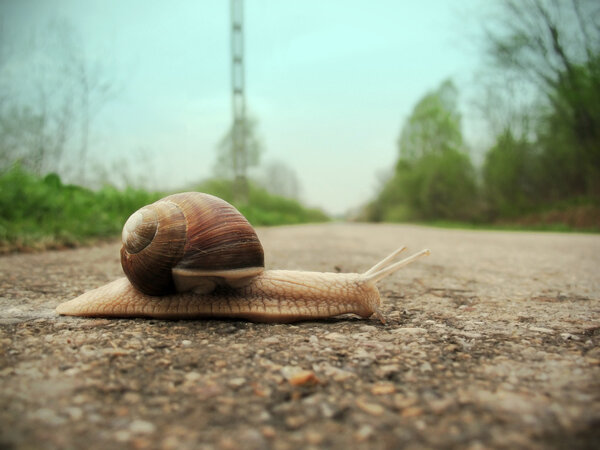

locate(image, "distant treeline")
[[0, 165, 328, 253], [362, 1, 599, 230]]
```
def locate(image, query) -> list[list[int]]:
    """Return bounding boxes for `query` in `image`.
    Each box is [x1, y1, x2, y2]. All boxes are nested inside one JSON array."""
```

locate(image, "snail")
[[56, 192, 429, 323]]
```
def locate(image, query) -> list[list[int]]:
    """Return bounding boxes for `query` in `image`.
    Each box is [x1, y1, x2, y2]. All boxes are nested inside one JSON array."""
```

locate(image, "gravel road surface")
[[1, 224, 599, 449]]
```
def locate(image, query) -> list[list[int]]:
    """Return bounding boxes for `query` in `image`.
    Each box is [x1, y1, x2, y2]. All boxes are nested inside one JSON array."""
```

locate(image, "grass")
[[0, 166, 163, 253], [0, 166, 329, 253], [419, 218, 599, 234], [194, 178, 329, 226]]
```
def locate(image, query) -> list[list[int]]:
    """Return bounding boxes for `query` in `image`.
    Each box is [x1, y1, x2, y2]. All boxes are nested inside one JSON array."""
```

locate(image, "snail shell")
[[120, 192, 264, 296]]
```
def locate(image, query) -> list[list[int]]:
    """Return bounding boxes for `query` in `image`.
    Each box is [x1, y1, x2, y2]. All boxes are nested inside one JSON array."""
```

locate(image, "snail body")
[[56, 192, 429, 323]]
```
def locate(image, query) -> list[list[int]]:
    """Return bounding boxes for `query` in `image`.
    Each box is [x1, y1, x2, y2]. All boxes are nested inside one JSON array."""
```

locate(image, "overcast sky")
[[3, 0, 487, 215]]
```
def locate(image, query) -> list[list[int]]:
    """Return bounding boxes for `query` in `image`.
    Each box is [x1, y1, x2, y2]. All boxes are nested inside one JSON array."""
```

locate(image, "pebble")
[[129, 420, 156, 434], [280, 365, 303, 380], [184, 372, 202, 382], [285, 415, 306, 429], [228, 377, 247, 388], [420, 362, 433, 373], [289, 370, 319, 386], [262, 336, 280, 344], [529, 326, 554, 334], [560, 333, 579, 340], [114, 430, 131, 442], [371, 383, 396, 395], [356, 399, 385, 416], [392, 327, 427, 335], [323, 332, 348, 341], [401, 406, 424, 417], [31, 408, 66, 426], [305, 430, 324, 445], [260, 426, 276, 439], [65, 407, 83, 420], [355, 424, 374, 441]]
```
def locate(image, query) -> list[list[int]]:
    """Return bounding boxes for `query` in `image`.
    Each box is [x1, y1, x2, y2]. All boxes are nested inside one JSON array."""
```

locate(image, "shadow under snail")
[[56, 192, 430, 323]]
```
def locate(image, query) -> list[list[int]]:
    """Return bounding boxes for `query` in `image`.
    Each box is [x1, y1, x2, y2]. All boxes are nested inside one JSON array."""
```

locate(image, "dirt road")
[[1, 224, 599, 449]]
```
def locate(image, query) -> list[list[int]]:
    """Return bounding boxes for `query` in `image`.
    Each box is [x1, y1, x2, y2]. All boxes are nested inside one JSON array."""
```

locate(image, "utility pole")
[[230, 0, 248, 203]]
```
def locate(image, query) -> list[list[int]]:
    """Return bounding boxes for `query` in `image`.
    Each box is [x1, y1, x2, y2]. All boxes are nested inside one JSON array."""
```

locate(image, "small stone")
[[401, 406, 424, 417], [129, 420, 156, 434], [356, 399, 385, 416], [378, 364, 400, 375], [280, 365, 302, 380], [529, 326, 554, 334], [181, 340, 192, 346], [285, 415, 306, 429], [420, 362, 433, 372], [32, 408, 66, 426], [261, 426, 276, 438], [289, 370, 319, 386], [429, 397, 453, 414], [306, 431, 324, 445], [65, 407, 83, 420], [262, 336, 280, 344], [371, 383, 396, 395], [392, 327, 427, 335], [353, 348, 373, 360], [161, 436, 181, 450], [114, 430, 131, 442], [393, 395, 417, 410], [184, 372, 202, 382], [355, 424, 374, 441], [560, 333, 579, 340], [102, 347, 130, 356], [239, 429, 266, 448], [228, 377, 246, 388], [79, 344, 97, 357], [324, 332, 347, 341], [123, 392, 141, 404]]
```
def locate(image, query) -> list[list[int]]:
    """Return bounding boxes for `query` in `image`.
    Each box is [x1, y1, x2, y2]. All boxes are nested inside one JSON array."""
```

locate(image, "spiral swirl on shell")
[[120, 192, 264, 296]]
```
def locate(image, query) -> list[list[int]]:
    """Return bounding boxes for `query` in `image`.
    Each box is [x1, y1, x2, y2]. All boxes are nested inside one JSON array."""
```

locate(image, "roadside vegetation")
[[0, 165, 328, 253], [0, 165, 162, 253], [362, 1, 599, 232]]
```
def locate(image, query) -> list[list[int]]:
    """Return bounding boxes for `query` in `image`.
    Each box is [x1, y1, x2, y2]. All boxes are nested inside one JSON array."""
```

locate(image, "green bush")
[[195, 178, 329, 226], [369, 150, 478, 222], [482, 129, 542, 218], [0, 165, 162, 252], [0, 168, 328, 252]]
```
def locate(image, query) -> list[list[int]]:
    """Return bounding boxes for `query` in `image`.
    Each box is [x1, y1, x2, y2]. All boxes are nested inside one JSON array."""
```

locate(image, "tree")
[[397, 79, 463, 160], [482, 128, 541, 217], [0, 20, 114, 181], [482, 0, 600, 198], [256, 159, 301, 200], [378, 79, 478, 221], [214, 116, 263, 190]]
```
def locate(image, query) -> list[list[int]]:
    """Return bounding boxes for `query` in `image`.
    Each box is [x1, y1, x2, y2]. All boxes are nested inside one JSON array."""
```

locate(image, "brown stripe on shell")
[[167, 192, 264, 273]]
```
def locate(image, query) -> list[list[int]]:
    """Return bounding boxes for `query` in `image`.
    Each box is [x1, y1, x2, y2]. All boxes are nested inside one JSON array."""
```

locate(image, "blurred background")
[[0, 0, 599, 252]]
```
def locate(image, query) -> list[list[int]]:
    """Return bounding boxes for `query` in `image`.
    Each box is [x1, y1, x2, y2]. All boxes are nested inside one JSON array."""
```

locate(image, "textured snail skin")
[[56, 271, 381, 323]]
